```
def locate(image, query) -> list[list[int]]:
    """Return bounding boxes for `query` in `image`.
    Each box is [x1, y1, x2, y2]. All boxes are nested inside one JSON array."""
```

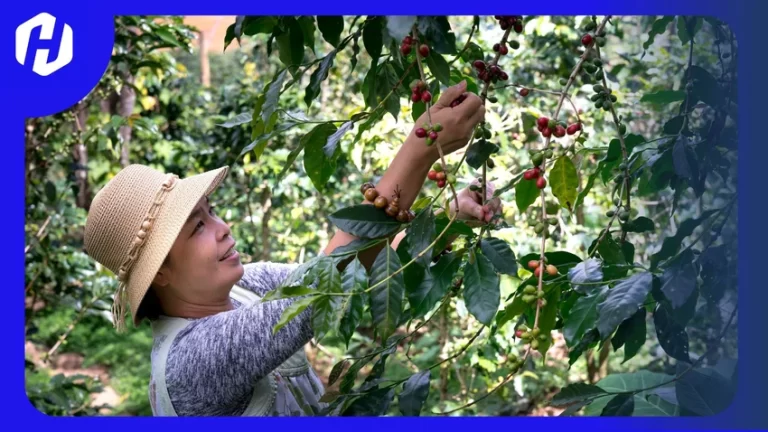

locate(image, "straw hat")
[[84, 164, 229, 332]]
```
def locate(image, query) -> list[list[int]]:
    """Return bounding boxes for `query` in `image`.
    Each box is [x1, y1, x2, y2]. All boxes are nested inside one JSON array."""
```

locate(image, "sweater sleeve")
[[164, 262, 313, 416]]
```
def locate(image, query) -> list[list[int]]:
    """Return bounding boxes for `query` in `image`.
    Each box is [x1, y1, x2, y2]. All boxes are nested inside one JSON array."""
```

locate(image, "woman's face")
[[153, 196, 244, 302]]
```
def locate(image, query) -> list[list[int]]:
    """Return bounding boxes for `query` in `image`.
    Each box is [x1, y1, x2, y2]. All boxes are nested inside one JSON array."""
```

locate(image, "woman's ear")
[[153, 255, 171, 288]]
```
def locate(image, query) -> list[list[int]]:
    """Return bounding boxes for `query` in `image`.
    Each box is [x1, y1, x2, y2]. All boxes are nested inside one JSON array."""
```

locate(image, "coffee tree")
[[222, 15, 738, 417]]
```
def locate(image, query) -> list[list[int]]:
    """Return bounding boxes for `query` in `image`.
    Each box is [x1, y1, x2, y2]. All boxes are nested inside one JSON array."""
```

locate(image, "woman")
[[83, 80, 502, 416]]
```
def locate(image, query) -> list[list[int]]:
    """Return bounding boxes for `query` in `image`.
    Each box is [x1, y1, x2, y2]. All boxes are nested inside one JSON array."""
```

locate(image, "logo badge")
[[15, 12, 73, 76]]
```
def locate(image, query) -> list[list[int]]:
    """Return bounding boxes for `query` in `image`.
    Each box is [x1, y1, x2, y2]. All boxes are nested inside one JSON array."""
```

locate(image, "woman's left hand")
[[449, 180, 504, 228]]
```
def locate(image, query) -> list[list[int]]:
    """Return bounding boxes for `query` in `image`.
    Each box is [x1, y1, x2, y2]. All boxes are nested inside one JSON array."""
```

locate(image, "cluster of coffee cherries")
[[399, 35, 430, 57], [414, 121, 442, 146], [580, 20, 607, 48], [494, 15, 524, 33], [606, 197, 631, 222], [449, 93, 467, 108], [515, 324, 549, 350], [536, 116, 582, 139], [426, 162, 455, 189], [527, 259, 558, 278], [361, 183, 415, 223], [409, 79, 432, 104], [527, 212, 559, 237], [472, 60, 509, 84], [522, 147, 551, 190]]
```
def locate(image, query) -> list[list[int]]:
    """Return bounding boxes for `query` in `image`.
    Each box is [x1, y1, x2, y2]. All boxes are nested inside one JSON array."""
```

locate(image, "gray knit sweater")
[[154, 261, 316, 416]]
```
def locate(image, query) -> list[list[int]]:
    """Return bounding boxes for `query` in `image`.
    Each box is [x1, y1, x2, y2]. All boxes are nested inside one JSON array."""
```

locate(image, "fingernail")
[[458, 80, 467, 89]]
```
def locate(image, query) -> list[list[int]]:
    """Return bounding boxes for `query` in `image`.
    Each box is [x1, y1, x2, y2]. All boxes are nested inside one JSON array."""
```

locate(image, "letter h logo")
[[16, 12, 73, 76]]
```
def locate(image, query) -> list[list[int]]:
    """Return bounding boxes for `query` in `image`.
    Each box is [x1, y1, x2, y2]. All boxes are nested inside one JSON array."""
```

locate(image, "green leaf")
[[584, 371, 677, 416], [259, 69, 288, 131], [343, 387, 395, 416], [688, 65, 723, 108], [676, 16, 702, 45], [276, 18, 305, 69], [569, 329, 599, 366], [563, 286, 608, 346], [596, 272, 653, 338], [624, 216, 655, 233], [650, 209, 718, 269], [311, 259, 343, 341], [261, 285, 317, 302], [479, 237, 517, 275], [303, 123, 340, 191], [298, 16, 316, 54], [659, 249, 697, 309], [305, 51, 337, 107], [601, 394, 634, 416], [328, 204, 403, 239], [44, 181, 57, 204], [515, 177, 540, 213], [317, 16, 344, 47], [340, 357, 373, 393], [242, 16, 277, 36], [495, 295, 527, 329], [550, 156, 579, 211], [369, 244, 405, 341], [350, 32, 361, 73], [154, 27, 183, 47], [273, 296, 317, 334], [323, 121, 354, 159], [425, 52, 451, 86], [416, 16, 457, 54], [642, 16, 674, 53], [416, 252, 461, 316], [328, 360, 349, 387], [465, 139, 500, 169], [653, 303, 690, 362], [338, 258, 367, 347], [362, 16, 384, 66], [218, 112, 252, 128], [640, 90, 686, 105], [672, 137, 696, 179], [551, 383, 607, 407], [407, 208, 436, 267], [398, 370, 431, 416], [568, 258, 603, 294], [240, 120, 304, 160], [537, 286, 561, 355], [611, 307, 647, 363], [675, 367, 734, 416], [463, 251, 500, 326]]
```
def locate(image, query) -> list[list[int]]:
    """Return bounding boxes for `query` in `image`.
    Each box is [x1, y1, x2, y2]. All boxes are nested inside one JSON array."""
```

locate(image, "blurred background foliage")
[[24, 15, 737, 416]]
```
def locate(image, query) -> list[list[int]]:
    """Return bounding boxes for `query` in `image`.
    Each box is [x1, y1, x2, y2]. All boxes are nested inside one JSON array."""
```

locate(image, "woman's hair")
[[135, 254, 170, 323]]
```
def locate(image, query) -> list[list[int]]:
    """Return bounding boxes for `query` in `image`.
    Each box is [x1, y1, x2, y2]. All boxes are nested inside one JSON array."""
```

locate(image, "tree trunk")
[[117, 75, 136, 167], [200, 31, 210, 87], [259, 185, 272, 261], [72, 103, 92, 210]]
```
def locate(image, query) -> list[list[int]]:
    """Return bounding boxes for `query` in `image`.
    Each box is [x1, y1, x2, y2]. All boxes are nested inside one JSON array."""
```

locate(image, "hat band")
[[112, 173, 178, 332]]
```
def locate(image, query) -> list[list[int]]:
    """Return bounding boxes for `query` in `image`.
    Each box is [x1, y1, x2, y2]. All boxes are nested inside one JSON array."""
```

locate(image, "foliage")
[[25, 15, 737, 417]]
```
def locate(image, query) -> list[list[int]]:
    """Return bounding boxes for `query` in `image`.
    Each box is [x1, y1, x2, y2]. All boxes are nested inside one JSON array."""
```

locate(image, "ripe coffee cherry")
[[428, 131, 438, 140], [567, 123, 582, 135], [428, 170, 438, 181], [493, 43, 501, 52], [528, 260, 540, 270], [473, 60, 486, 70], [542, 127, 552, 138], [374, 196, 388, 209], [500, 45, 509, 55], [415, 128, 427, 138], [436, 172, 446, 181], [400, 44, 411, 55], [364, 188, 379, 202], [421, 91, 432, 103], [546, 264, 558, 276], [523, 169, 536, 180], [519, 88, 529, 97], [554, 125, 566, 138], [360, 182, 375, 194], [411, 92, 421, 103], [397, 209, 410, 222], [419, 44, 430, 57], [437, 179, 446, 188], [537, 117, 549, 130], [500, 72, 509, 81], [514, 22, 523, 33], [403, 36, 413, 45], [582, 34, 594, 46], [515, 330, 523, 338], [534, 266, 542, 277], [536, 177, 547, 189]]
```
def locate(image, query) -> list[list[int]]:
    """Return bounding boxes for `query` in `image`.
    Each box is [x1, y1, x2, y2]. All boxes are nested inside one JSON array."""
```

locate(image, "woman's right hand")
[[406, 80, 486, 163]]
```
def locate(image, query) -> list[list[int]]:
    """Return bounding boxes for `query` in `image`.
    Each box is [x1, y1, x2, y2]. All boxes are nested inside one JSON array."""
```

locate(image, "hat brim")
[[126, 166, 230, 326]]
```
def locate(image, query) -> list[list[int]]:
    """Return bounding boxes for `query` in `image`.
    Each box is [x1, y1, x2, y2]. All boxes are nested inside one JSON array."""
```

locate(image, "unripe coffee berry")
[[432, 162, 444, 172], [509, 40, 520, 49], [433, 123, 443, 132]]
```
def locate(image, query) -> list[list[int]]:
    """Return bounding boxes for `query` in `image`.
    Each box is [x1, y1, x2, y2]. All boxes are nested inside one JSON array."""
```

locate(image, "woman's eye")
[[209, 205, 216, 215], [195, 221, 204, 232]]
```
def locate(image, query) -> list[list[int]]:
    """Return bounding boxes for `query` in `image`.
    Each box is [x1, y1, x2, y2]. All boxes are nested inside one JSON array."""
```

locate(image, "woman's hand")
[[405, 80, 485, 164], [449, 180, 504, 228]]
